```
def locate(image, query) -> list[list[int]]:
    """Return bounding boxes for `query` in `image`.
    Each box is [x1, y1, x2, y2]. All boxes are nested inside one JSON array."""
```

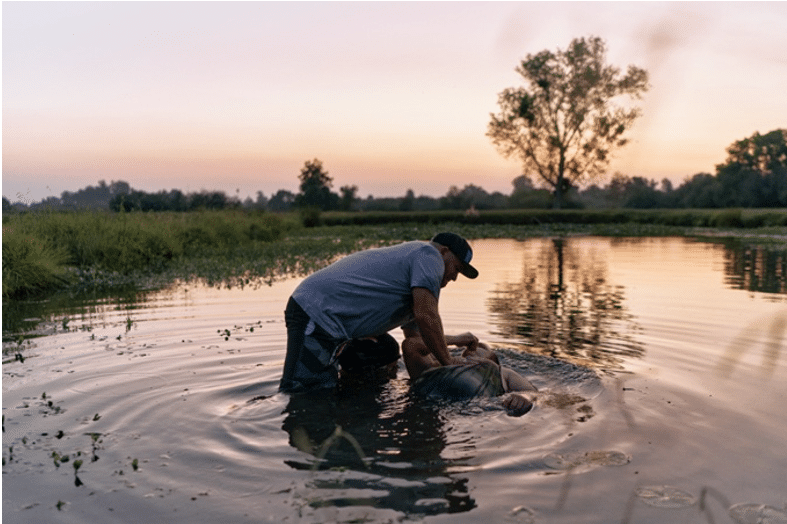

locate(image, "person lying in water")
[[402, 334, 537, 416], [333, 332, 536, 415]]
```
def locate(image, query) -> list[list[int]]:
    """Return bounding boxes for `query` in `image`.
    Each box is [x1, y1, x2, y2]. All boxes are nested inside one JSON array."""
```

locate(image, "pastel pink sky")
[[3, 2, 786, 204]]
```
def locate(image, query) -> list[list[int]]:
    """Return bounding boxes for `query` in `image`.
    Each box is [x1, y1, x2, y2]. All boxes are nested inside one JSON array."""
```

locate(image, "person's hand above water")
[[502, 393, 535, 416], [447, 332, 479, 351]]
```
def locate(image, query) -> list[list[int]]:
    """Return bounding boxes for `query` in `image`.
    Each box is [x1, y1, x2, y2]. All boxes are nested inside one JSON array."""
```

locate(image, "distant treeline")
[[3, 170, 784, 215], [4, 129, 786, 214]]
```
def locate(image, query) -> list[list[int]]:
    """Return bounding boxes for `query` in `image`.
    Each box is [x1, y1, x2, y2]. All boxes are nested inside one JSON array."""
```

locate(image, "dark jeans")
[[280, 297, 341, 393]]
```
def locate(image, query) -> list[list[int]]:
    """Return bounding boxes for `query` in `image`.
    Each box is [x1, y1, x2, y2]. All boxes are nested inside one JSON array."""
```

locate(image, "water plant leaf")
[[543, 450, 630, 470], [635, 485, 696, 508], [729, 503, 787, 524]]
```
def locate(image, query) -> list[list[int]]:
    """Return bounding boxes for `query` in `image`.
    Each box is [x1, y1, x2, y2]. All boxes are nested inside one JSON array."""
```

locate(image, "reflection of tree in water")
[[722, 241, 787, 297], [717, 241, 786, 377], [487, 238, 644, 370], [280, 378, 476, 517]]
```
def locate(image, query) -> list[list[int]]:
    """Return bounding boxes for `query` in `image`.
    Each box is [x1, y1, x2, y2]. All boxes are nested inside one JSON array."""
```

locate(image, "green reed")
[[2, 225, 70, 298], [2, 209, 295, 299]]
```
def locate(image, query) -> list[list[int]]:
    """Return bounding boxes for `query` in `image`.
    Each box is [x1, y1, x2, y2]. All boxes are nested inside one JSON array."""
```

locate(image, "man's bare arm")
[[444, 332, 479, 350], [411, 287, 456, 366], [401, 328, 478, 352]]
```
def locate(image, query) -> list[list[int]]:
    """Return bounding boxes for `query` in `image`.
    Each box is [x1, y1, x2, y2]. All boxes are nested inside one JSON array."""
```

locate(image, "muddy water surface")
[[3, 237, 786, 524]]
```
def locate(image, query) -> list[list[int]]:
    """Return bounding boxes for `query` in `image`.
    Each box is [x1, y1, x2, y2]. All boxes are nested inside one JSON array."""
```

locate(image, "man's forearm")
[[416, 311, 453, 365], [411, 287, 454, 366]]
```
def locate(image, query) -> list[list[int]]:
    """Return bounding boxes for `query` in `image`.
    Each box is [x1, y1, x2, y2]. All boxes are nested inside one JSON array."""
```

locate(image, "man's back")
[[291, 241, 443, 340]]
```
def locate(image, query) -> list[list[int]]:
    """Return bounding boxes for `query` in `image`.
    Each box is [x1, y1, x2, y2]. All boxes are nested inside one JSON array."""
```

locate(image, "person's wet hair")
[[337, 333, 400, 373]]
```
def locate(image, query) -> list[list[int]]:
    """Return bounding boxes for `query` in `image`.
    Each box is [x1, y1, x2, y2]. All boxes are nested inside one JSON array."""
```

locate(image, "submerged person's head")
[[337, 333, 400, 379]]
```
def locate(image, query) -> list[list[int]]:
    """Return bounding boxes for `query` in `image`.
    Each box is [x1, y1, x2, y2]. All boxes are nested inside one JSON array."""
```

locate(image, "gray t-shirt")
[[291, 241, 444, 340]]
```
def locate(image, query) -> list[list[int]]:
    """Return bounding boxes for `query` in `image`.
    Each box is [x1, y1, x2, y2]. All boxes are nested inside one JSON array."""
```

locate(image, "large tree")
[[718, 129, 787, 175], [487, 36, 649, 208], [295, 158, 335, 210]]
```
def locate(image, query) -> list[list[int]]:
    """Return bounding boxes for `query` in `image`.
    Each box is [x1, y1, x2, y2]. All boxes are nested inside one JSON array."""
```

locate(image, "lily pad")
[[635, 485, 696, 508], [505, 505, 536, 524], [543, 450, 630, 470], [729, 503, 787, 524]]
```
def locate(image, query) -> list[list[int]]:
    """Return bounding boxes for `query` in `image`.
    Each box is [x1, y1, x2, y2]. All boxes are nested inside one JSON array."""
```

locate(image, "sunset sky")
[[3, 1, 786, 204]]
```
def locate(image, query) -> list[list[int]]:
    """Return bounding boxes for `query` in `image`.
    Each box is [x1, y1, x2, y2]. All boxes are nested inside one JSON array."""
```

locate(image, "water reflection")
[[279, 379, 476, 516], [487, 238, 644, 370], [722, 240, 787, 296], [717, 310, 787, 379], [2, 286, 156, 339], [715, 241, 786, 378]]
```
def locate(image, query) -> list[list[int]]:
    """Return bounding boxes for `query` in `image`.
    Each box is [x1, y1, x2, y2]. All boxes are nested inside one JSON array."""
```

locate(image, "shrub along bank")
[[318, 208, 787, 228]]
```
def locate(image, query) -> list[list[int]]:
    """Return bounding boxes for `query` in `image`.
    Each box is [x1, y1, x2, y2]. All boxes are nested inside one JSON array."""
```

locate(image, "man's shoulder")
[[387, 240, 435, 253], [374, 241, 441, 262]]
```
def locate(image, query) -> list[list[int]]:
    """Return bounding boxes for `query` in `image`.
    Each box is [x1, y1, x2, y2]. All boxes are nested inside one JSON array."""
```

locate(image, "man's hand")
[[502, 393, 535, 416], [448, 332, 479, 350]]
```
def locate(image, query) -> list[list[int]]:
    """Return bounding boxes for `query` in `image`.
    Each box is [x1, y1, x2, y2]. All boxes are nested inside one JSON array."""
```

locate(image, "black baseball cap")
[[431, 232, 478, 279]]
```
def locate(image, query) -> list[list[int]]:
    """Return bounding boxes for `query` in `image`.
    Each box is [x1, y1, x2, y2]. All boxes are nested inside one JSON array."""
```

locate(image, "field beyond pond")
[[3, 207, 787, 302]]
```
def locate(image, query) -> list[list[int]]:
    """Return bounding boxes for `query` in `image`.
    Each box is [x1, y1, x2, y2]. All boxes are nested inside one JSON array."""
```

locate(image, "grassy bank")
[[3, 208, 787, 300], [2, 210, 295, 299]]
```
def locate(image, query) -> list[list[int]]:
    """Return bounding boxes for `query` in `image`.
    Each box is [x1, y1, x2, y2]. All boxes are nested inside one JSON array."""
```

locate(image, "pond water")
[[3, 237, 786, 524]]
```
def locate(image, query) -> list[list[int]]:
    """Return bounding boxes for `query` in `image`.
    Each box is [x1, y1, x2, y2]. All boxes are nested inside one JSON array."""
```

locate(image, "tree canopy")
[[295, 158, 336, 210], [714, 129, 787, 207], [487, 36, 649, 208], [718, 129, 787, 175], [338, 185, 358, 211]]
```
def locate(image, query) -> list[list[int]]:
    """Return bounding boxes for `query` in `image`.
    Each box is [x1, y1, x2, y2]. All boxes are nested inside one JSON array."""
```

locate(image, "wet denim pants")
[[280, 297, 341, 393]]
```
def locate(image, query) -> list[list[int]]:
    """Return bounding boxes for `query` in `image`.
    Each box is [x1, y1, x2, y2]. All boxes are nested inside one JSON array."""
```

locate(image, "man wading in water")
[[280, 232, 479, 393]]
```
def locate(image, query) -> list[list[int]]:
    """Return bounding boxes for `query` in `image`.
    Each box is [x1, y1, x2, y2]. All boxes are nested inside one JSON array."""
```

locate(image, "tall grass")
[[2, 230, 70, 298], [2, 210, 294, 298]]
